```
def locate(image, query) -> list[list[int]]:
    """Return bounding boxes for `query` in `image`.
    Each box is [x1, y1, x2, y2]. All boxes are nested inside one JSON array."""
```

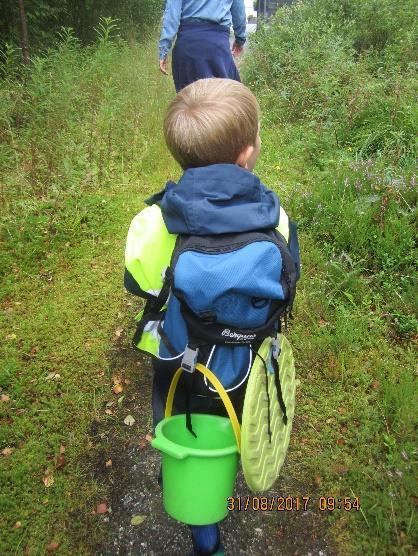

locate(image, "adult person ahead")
[[159, 0, 247, 92]]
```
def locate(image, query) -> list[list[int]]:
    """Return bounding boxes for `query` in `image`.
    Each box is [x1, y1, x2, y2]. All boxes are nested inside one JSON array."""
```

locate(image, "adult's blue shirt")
[[159, 0, 247, 60]]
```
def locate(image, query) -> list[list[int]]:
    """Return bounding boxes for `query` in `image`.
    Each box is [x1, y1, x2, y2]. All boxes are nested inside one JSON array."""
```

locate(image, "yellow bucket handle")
[[165, 363, 241, 452]]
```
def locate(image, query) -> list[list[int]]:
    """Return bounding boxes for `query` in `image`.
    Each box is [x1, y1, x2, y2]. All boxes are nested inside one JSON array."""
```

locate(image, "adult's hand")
[[231, 41, 244, 57], [159, 57, 168, 75]]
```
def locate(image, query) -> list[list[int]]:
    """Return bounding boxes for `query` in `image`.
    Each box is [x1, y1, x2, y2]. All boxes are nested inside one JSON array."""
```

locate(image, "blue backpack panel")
[[157, 229, 299, 393]]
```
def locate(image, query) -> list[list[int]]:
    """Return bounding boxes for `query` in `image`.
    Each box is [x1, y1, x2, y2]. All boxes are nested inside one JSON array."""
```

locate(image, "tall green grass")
[[1, 22, 175, 290], [0, 23, 176, 554], [244, 0, 417, 553], [245, 0, 417, 336]]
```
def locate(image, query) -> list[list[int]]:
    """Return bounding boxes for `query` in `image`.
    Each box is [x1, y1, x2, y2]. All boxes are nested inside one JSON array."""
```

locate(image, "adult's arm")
[[159, 0, 182, 61], [230, 0, 247, 46]]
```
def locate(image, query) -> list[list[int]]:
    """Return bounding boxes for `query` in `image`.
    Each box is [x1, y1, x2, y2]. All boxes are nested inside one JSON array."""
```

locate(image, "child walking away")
[[124, 78, 300, 556], [159, 0, 247, 91]]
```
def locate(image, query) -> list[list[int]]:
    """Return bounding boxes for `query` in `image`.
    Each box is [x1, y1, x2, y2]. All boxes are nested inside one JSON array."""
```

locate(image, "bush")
[[245, 0, 417, 163]]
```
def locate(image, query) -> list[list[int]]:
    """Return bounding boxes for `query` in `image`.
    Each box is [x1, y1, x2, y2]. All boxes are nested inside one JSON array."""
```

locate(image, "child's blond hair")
[[164, 78, 260, 169]]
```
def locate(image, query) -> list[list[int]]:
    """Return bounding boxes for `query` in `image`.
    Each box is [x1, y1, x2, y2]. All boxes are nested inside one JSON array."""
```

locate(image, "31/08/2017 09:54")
[[227, 496, 361, 512]]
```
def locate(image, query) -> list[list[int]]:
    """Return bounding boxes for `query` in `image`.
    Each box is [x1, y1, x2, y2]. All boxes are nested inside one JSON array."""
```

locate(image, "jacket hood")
[[145, 164, 280, 235]]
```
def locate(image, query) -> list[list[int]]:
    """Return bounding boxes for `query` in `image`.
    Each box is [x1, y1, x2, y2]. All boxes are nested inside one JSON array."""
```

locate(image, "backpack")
[[134, 223, 300, 396]]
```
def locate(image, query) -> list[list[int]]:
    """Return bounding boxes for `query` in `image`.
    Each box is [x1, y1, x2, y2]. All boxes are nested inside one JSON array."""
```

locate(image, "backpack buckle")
[[272, 337, 280, 360], [181, 346, 199, 373]]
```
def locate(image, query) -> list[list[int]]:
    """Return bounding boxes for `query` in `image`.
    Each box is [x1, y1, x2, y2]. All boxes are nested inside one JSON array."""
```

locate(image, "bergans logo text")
[[221, 329, 256, 341]]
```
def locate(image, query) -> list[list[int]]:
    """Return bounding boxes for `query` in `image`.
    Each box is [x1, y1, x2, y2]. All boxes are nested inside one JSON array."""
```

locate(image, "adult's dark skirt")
[[172, 19, 241, 92]]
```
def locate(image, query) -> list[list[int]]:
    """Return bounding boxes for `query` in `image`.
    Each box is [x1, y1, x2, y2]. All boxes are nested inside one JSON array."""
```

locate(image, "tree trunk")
[[17, 0, 29, 64]]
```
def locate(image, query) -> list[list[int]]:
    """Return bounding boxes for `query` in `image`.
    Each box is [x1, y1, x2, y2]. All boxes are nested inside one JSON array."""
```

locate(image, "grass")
[[246, 1, 417, 550], [253, 123, 417, 555], [0, 32, 177, 554], [1, 9, 417, 555]]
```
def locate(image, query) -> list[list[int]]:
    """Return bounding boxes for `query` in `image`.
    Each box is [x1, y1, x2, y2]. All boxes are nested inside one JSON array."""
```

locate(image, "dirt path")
[[92, 339, 334, 556]]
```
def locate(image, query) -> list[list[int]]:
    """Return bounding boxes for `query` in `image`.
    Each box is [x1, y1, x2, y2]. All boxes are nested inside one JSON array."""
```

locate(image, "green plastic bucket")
[[152, 413, 239, 525]]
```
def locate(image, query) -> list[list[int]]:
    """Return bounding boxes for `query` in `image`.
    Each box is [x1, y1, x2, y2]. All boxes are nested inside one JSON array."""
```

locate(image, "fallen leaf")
[[338, 407, 346, 414], [106, 401, 115, 407], [30, 345, 39, 357], [124, 379, 131, 385], [145, 433, 153, 442], [105, 459, 112, 467], [96, 503, 108, 514], [117, 396, 124, 405], [13, 521, 21, 529], [113, 384, 123, 395], [334, 465, 349, 476], [1, 394, 10, 403], [114, 327, 123, 339], [42, 474, 54, 488], [46, 541, 60, 552], [138, 438, 147, 448], [55, 454, 66, 469], [124, 415, 135, 427], [131, 515, 147, 526], [371, 380, 380, 390], [45, 372, 56, 380], [401, 450, 409, 461], [340, 425, 348, 434], [314, 475, 322, 486], [105, 409, 113, 416], [6, 333, 17, 340], [336, 437, 346, 446], [2, 447, 13, 456]]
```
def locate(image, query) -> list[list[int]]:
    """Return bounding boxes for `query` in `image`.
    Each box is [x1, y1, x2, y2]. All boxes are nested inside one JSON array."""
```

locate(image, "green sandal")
[[241, 334, 296, 492]]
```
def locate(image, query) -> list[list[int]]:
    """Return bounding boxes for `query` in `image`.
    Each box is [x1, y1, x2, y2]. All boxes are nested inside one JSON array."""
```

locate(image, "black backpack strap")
[[250, 347, 273, 443], [132, 267, 173, 347], [182, 370, 197, 438], [155, 321, 178, 357], [271, 337, 288, 425]]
